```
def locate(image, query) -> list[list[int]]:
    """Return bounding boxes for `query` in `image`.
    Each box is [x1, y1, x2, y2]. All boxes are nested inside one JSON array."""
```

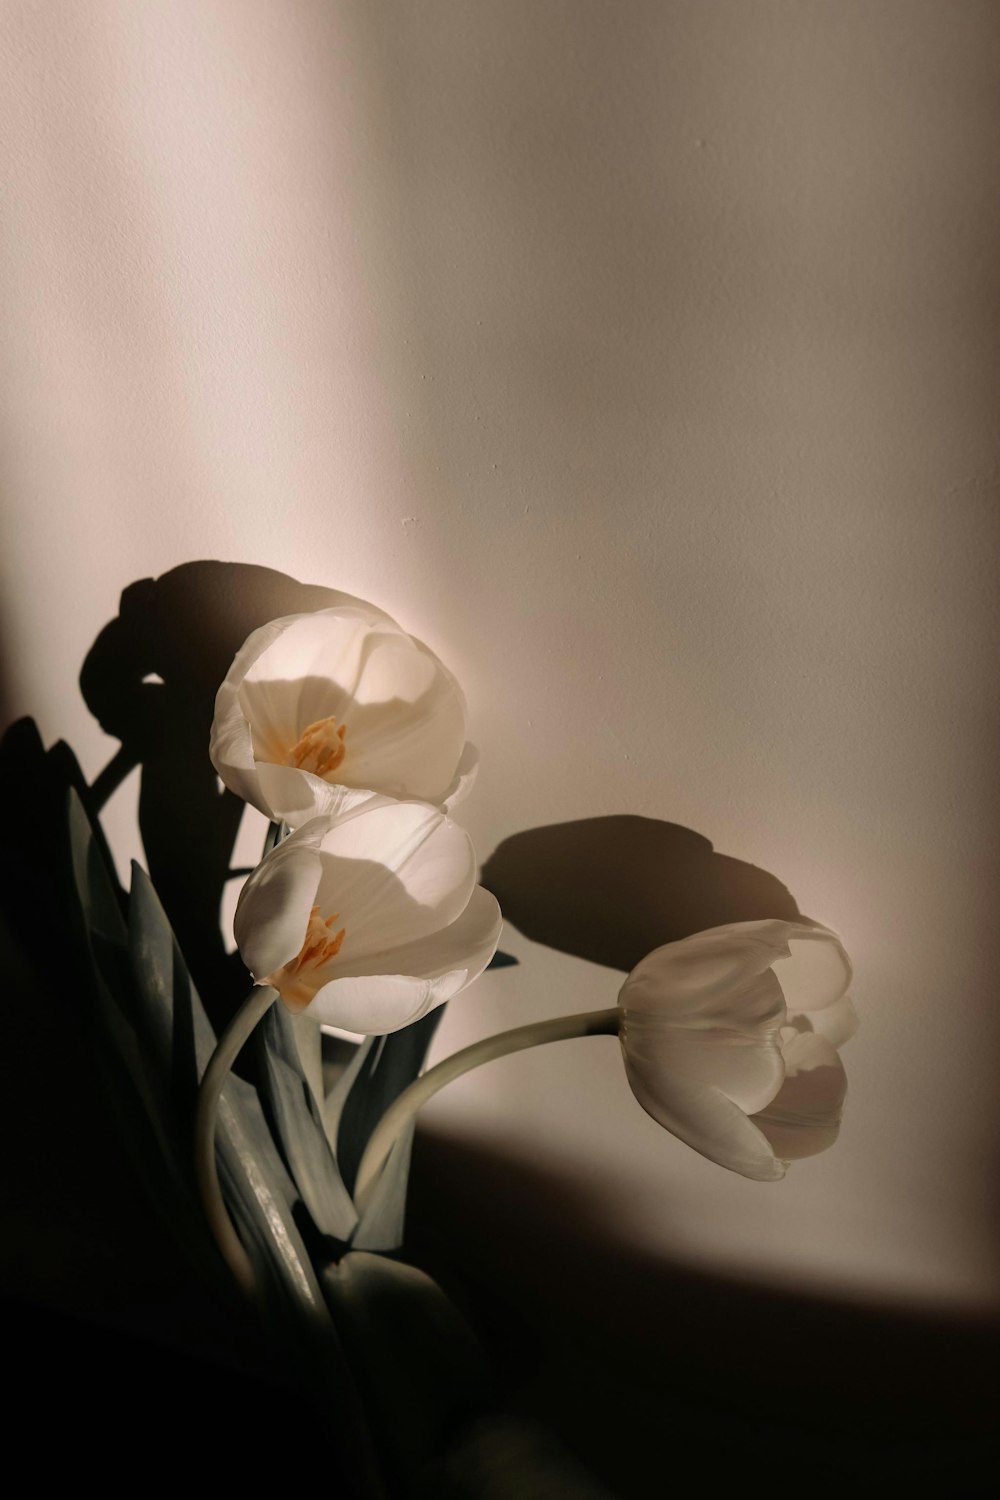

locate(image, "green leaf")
[[68, 795, 333, 1335], [0, 719, 125, 1000], [67, 790, 221, 1284], [288, 1010, 325, 1106], [124, 855, 329, 1323], [254, 1001, 358, 1243], [337, 1009, 443, 1194], [323, 1034, 376, 1143], [68, 786, 128, 949], [320, 1033, 416, 1249], [128, 859, 218, 1118], [212, 1072, 330, 1325], [66, 786, 415, 1491], [322, 1252, 491, 1487], [351, 1124, 415, 1252]]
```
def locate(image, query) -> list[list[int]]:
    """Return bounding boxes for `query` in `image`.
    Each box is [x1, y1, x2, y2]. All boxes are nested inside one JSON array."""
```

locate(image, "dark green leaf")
[[68, 787, 128, 948], [254, 1001, 358, 1243], [322, 1252, 491, 1487], [69, 792, 329, 1328], [67, 790, 222, 1285], [124, 852, 329, 1321], [324, 1034, 376, 1142], [213, 1073, 330, 1324], [351, 1124, 415, 1252], [127, 864, 381, 1478], [128, 860, 217, 1120], [337, 1009, 443, 1194]]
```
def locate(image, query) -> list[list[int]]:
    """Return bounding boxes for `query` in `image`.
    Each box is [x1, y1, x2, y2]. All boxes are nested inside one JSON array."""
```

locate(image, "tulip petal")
[[800, 994, 859, 1048], [340, 641, 467, 804], [303, 888, 500, 1034], [255, 759, 377, 827], [239, 675, 311, 766], [621, 923, 791, 1010], [312, 802, 477, 963], [305, 974, 438, 1034], [210, 615, 313, 811], [771, 923, 853, 1012], [242, 610, 378, 751], [234, 829, 324, 980], [245, 607, 383, 687], [209, 681, 265, 811], [330, 885, 502, 986], [752, 1031, 847, 1160], [619, 952, 787, 1114], [442, 742, 479, 812], [622, 1050, 786, 1182]]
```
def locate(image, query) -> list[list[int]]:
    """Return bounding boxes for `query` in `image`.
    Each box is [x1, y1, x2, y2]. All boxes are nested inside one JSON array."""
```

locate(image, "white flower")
[[618, 919, 857, 1181], [233, 801, 502, 1034], [210, 604, 476, 828]]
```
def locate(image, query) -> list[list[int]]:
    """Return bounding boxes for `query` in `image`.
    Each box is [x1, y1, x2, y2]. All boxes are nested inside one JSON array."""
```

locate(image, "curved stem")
[[194, 985, 278, 1298], [354, 1007, 620, 1207]]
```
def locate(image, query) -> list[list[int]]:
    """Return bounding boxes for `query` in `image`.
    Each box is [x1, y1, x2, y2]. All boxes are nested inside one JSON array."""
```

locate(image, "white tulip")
[[233, 801, 502, 1034], [618, 919, 857, 1181], [210, 604, 476, 828]]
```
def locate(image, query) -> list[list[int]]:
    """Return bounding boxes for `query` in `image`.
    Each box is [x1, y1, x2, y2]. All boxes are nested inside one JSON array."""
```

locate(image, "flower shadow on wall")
[[481, 815, 802, 974]]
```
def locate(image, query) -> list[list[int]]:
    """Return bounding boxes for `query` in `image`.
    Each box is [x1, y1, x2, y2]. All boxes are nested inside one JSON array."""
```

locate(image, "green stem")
[[262, 820, 284, 857], [194, 985, 278, 1298], [354, 1007, 620, 1207]]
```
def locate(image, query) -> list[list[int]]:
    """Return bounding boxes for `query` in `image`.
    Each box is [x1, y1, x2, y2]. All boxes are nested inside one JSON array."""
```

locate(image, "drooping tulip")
[[210, 604, 476, 828], [233, 800, 501, 1034], [618, 919, 857, 1180]]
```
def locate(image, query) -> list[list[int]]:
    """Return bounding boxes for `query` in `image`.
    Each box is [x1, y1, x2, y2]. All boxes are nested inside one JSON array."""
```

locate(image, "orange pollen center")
[[288, 716, 347, 779], [284, 906, 346, 980]]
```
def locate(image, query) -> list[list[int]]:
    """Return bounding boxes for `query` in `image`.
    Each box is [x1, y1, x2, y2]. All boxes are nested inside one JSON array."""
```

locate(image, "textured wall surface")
[[2, 2, 998, 1312]]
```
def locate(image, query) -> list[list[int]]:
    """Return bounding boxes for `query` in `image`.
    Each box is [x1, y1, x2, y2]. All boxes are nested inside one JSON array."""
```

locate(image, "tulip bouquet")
[[2, 575, 857, 1496]]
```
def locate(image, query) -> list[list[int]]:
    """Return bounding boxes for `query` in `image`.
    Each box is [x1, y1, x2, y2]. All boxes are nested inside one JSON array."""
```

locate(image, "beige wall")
[[2, 2, 998, 1311]]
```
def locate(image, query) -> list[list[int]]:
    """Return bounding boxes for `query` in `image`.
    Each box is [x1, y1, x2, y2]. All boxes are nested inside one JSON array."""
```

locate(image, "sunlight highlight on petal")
[[233, 805, 497, 1034], [210, 604, 472, 826]]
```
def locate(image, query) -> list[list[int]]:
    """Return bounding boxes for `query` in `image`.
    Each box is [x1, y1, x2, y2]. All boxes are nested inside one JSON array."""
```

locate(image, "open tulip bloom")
[[210, 603, 476, 828], [618, 919, 857, 1181], [233, 800, 502, 1034]]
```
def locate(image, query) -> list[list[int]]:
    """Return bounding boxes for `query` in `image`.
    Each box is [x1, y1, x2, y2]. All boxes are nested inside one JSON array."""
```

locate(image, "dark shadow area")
[[482, 815, 800, 973], [406, 1129, 1000, 1497], [0, 627, 12, 742], [0, 886, 267, 1377], [78, 560, 365, 1026], [1, 1293, 350, 1491]]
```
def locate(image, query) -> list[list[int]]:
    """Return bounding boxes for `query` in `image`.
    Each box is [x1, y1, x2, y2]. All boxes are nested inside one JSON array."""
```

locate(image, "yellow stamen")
[[274, 905, 346, 1012], [287, 716, 347, 780]]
